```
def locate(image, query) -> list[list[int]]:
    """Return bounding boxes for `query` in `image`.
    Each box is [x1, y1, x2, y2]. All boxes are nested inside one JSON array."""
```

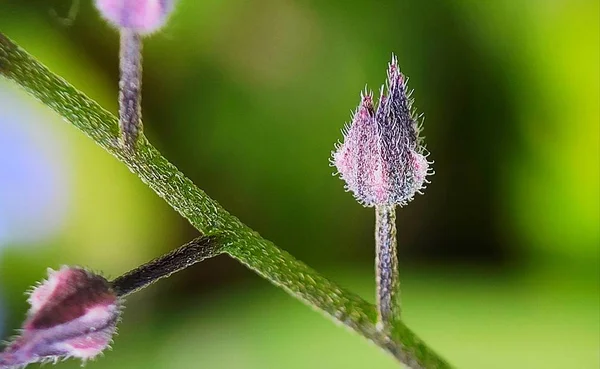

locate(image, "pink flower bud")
[[332, 55, 432, 207], [95, 0, 175, 34], [0, 267, 121, 368]]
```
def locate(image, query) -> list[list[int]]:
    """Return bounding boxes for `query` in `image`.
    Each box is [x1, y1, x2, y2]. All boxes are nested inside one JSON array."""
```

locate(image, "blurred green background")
[[0, 0, 598, 368]]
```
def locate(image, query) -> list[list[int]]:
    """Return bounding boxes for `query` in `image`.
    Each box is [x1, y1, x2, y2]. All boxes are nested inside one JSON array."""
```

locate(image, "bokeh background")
[[0, 0, 598, 368]]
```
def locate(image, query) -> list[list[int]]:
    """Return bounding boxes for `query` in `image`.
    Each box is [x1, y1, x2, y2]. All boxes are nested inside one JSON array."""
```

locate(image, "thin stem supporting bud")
[[118, 29, 143, 150], [375, 204, 400, 330], [111, 235, 224, 297]]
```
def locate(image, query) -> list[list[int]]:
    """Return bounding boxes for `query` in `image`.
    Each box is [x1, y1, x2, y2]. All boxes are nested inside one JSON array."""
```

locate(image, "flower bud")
[[0, 267, 121, 368], [95, 0, 175, 34], [332, 55, 431, 207]]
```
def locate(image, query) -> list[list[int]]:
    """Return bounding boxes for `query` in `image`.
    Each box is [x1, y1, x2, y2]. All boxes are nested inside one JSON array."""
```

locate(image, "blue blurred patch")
[[0, 85, 70, 248]]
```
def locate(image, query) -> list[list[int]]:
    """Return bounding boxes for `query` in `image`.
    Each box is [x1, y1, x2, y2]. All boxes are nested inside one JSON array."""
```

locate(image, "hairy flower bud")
[[95, 0, 175, 34], [332, 55, 431, 207], [0, 267, 121, 368]]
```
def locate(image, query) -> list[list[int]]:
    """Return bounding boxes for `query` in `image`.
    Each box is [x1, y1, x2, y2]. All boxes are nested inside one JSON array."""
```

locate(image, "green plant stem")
[[0, 33, 452, 369], [375, 204, 401, 330]]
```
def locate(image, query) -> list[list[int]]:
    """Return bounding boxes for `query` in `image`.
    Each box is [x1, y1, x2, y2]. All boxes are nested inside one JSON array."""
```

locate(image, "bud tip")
[[332, 54, 431, 207]]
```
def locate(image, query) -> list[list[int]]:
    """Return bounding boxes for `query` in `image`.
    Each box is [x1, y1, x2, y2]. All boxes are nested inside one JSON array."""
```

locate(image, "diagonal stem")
[[111, 234, 225, 297], [0, 33, 453, 369]]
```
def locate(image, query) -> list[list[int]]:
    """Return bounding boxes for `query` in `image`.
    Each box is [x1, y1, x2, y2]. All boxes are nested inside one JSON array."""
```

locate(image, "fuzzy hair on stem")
[[111, 234, 225, 297], [375, 204, 401, 330], [118, 29, 143, 150]]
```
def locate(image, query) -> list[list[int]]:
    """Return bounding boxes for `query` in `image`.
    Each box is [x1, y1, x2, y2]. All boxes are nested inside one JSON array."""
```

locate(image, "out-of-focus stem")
[[375, 204, 400, 330], [118, 29, 143, 150]]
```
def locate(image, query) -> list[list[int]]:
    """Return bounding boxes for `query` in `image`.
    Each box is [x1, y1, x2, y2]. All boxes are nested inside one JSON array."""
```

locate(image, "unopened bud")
[[0, 267, 121, 368], [95, 0, 175, 34], [332, 55, 431, 207]]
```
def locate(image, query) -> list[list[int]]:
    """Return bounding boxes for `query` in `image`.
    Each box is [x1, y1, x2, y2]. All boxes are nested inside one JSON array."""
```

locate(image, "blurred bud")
[[95, 0, 175, 34], [0, 267, 121, 368], [332, 55, 431, 207]]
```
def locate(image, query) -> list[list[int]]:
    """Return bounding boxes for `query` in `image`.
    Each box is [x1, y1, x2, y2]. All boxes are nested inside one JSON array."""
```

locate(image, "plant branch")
[[0, 33, 452, 369], [375, 204, 401, 330], [118, 29, 143, 149], [111, 234, 225, 297]]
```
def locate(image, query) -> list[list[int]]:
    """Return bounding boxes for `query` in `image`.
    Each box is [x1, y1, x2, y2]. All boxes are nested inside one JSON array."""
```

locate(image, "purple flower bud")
[[95, 0, 175, 34], [0, 267, 121, 368], [332, 55, 431, 207]]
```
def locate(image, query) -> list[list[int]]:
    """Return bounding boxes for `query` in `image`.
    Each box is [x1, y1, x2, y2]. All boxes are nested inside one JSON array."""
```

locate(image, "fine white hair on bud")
[[0, 267, 121, 368], [95, 0, 175, 34], [332, 54, 432, 207]]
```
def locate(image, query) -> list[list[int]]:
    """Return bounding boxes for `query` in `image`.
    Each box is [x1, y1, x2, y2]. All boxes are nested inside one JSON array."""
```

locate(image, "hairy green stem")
[[375, 204, 401, 330], [0, 33, 452, 369]]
